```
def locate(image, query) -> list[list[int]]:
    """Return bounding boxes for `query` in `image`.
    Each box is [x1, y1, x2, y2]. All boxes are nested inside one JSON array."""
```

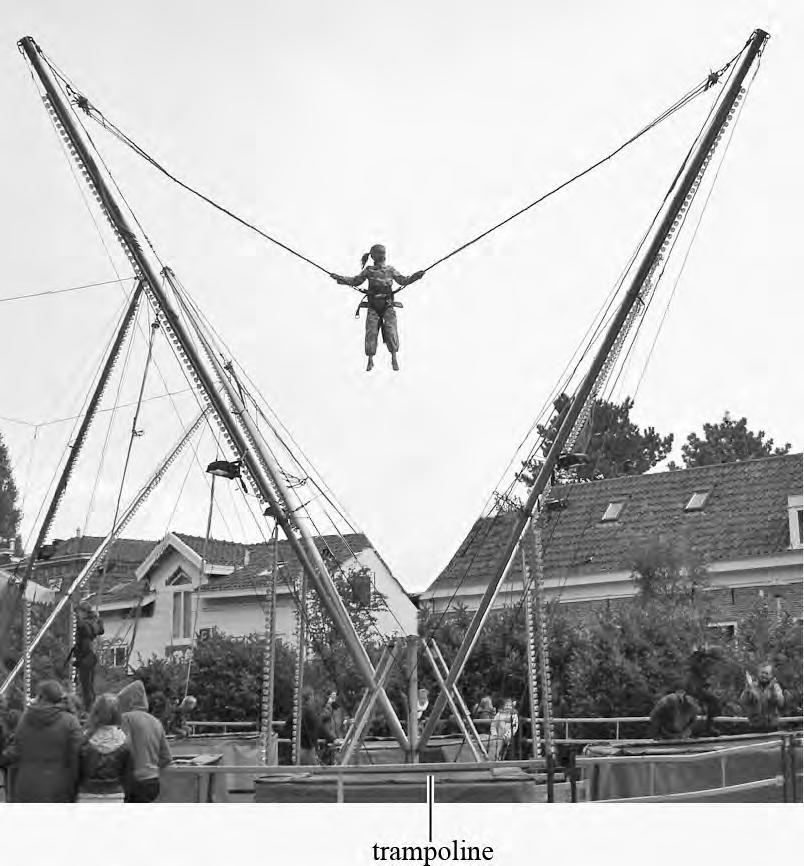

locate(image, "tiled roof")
[[174, 533, 253, 568], [36, 536, 157, 564], [198, 533, 373, 594], [30, 528, 376, 606], [424, 454, 803, 596], [27, 537, 158, 600]]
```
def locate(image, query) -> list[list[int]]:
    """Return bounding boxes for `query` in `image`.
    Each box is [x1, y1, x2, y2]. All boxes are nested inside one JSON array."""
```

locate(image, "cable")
[[43, 55, 332, 276], [41, 42, 742, 283], [82, 297, 140, 537], [0, 277, 134, 305], [17, 426, 40, 519], [94, 318, 161, 610], [418, 67, 733, 275], [633, 60, 754, 402]]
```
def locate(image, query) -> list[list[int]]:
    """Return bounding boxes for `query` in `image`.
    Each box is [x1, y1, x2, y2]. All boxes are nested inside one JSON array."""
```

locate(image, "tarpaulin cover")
[[255, 767, 538, 803], [162, 734, 270, 802], [581, 738, 800, 802]]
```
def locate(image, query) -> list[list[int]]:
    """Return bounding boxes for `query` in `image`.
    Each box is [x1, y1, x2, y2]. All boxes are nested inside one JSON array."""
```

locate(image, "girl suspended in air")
[[331, 244, 424, 371]]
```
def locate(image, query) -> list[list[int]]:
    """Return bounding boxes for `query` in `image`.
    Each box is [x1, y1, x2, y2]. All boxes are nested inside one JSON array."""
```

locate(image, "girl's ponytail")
[[360, 252, 370, 268]]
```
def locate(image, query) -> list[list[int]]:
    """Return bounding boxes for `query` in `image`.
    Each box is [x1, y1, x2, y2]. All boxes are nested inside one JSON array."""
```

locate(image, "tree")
[[130, 630, 298, 730], [418, 601, 581, 729], [303, 563, 389, 717], [670, 411, 791, 469], [0, 602, 74, 710], [0, 434, 24, 676], [631, 539, 709, 605], [0, 433, 21, 541], [527, 394, 673, 482]]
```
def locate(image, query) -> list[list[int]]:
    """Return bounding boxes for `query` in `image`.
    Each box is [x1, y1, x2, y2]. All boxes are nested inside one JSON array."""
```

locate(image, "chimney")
[[244, 548, 251, 567], [75, 527, 82, 538]]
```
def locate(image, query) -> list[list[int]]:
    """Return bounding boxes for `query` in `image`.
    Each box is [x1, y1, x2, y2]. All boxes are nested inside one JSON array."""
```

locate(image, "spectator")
[[650, 686, 700, 740], [416, 688, 429, 733], [489, 699, 519, 760], [77, 693, 131, 802], [117, 680, 172, 803], [0, 680, 82, 802], [688, 646, 724, 737], [473, 696, 495, 720], [297, 688, 335, 766], [172, 694, 198, 739], [0, 694, 21, 801], [740, 663, 785, 732], [322, 691, 348, 740]]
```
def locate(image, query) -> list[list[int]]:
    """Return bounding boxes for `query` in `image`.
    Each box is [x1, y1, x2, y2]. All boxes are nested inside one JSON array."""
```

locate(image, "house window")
[[351, 571, 375, 606], [167, 571, 193, 641], [787, 494, 803, 549], [707, 621, 737, 640], [172, 591, 193, 640], [601, 502, 625, 522], [685, 491, 710, 512], [103, 644, 129, 668]]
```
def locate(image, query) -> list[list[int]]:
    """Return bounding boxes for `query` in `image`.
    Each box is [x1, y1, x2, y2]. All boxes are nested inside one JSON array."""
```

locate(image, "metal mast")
[[0, 282, 143, 663], [419, 28, 769, 750], [1, 409, 210, 697], [18, 36, 409, 749]]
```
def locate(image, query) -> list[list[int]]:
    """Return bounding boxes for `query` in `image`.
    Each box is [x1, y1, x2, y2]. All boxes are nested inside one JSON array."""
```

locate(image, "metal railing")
[[176, 715, 803, 741], [523, 715, 803, 742], [184, 720, 260, 735]]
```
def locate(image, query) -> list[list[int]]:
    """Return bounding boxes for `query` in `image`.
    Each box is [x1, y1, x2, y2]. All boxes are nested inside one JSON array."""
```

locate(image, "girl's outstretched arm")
[[391, 267, 425, 287], [330, 268, 369, 287]]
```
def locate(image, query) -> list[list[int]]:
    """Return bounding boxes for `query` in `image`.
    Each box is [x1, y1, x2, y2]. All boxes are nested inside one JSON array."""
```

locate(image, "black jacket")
[[79, 726, 132, 796]]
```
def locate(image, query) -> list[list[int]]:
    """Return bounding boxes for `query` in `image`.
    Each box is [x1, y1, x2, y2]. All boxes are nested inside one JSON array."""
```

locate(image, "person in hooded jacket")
[[117, 680, 172, 802], [0, 693, 22, 801], [0, 679, 83, 802], [77, 693, 131, 802]]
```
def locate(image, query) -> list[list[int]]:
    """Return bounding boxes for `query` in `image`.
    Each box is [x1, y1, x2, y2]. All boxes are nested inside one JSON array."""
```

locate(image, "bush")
[[130, 630, 297, 730]]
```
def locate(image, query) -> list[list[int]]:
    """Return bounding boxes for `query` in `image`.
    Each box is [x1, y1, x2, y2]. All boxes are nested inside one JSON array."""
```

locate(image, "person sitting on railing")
[[649, 685, 700, 740], [740, 664, 785, 733]]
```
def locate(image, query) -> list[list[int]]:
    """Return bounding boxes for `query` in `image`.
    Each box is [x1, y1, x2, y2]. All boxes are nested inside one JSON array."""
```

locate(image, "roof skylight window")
[[685, 491, 710, 512], [601, 501, 625, 522]]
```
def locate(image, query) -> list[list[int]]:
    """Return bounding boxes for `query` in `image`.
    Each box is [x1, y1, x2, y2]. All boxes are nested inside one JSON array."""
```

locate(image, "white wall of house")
[[354, 548, 418, 637], [192, 549, 418, 645], [97, 538, 418, 666], [99, 545, 205, 663]]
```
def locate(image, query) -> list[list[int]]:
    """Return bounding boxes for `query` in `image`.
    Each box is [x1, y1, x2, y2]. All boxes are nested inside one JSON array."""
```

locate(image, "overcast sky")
[[1, 1, 800, 592]]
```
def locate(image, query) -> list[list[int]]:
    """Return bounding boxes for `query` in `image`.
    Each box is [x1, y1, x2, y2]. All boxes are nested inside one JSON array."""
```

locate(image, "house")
[[92, 530, 418, 666], [420, 454, 803, 633], [0, 567, 55, 605], [27, 534, 157, 598]]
